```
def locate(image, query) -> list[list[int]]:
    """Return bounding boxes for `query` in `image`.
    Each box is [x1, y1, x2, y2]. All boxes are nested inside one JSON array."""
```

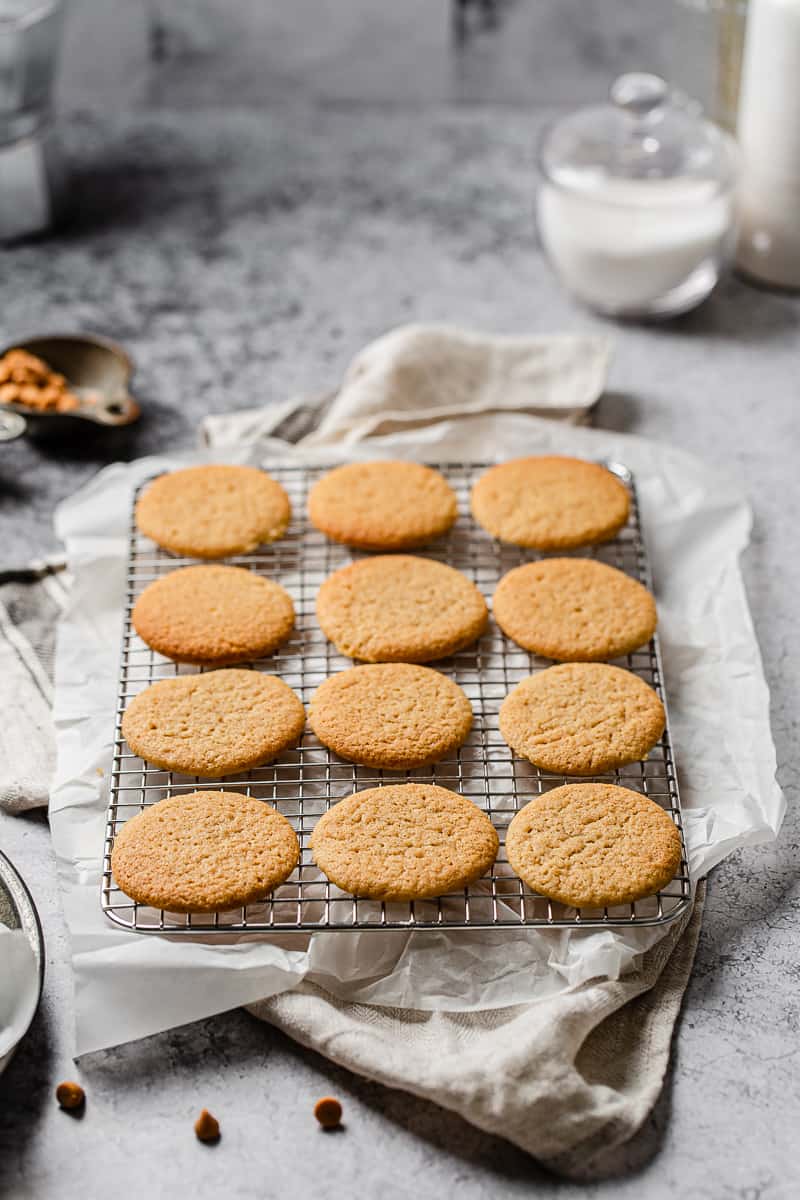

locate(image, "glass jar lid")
[[540, 73, 738, 198]]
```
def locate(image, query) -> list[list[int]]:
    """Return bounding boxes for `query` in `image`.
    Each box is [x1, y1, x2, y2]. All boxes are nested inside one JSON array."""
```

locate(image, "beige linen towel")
[[202, 324, 612, 449], [251, 885, 703, 1178]]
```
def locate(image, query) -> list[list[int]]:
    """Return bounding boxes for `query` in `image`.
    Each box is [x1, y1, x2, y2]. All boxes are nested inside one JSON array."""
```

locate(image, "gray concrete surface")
[[0, 2, 798, 1197]]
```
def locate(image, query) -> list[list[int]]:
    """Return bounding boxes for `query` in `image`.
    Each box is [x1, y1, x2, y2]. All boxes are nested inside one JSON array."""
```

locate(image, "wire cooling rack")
[[101, 461, 691, 936]]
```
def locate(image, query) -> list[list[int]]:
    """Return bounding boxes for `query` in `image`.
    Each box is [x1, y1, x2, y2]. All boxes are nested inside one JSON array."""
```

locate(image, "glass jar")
[[672, 0, 748, 134], [537, 73, 739, 319], [0, 0, 63, 144], [0, 0, 64, 242]]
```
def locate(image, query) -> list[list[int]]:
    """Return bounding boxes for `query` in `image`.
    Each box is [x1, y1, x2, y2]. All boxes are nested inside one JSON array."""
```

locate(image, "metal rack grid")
[[101, 461, 691, 936]]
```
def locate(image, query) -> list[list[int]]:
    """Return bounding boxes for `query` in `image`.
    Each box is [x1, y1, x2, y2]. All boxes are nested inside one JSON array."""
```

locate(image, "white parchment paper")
[[50, 415, 784, 1056]]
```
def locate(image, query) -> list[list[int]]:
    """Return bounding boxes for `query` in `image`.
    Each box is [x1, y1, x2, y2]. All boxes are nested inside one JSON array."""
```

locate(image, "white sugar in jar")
[[537, 74, 739, 319]]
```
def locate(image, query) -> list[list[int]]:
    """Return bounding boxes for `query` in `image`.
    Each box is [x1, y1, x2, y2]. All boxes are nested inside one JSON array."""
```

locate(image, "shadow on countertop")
[[667, 275, 799, 344]]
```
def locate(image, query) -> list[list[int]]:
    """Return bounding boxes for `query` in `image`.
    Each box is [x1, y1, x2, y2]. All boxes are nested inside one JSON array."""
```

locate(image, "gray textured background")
[[1, 2, 798, 1197]]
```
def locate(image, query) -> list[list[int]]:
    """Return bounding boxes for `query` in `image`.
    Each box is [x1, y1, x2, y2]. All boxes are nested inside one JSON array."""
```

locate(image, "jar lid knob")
[[610, 73, 669, 117]]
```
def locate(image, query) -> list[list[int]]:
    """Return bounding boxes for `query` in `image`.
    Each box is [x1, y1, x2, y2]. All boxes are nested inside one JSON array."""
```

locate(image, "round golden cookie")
[[308, 663, 473, 769], [132, 565, 295, 664], [135, 465, 291, 558], [471, 456, 630, 549], [493, 558, 657, 661], [316, 555, 488, 662], [505, 783, 682, 908], [499, 663, 665, 775], [310, 784, 498, 900], [308, 461, 458, 550], [121, 669, 305, 777], [111, 791, 299, 912]]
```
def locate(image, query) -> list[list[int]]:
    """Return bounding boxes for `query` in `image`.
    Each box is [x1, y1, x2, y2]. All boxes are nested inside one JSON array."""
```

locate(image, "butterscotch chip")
[[135, 465, 291, 558], [309, 663, 473, 769], [56, 1082, 85, 1110], [505, 783, 681, 908], [314, 1097, 343, 1129], [121, 669, 305, 777], [499, 663, 665, 775], [310, 783, 498, 900], [111, 791, 299, 912], [132, 564, 295, 664], [12, 367, 40, 386], [308, 461, 458, 549], [493, 558, 656, 661], [471, 456, 630, 549], [316, 555, 488, 662], [194, 1110, 220, 1141]]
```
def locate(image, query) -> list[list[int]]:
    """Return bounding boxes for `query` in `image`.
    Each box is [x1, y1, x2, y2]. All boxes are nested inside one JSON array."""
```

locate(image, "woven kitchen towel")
[[202, 323, 611, 448], [0, 563, 69, 815], [251, 882, 704, 1177]]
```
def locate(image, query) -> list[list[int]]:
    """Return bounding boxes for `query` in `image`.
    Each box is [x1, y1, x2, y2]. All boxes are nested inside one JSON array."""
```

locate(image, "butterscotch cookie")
[[316, 555, 488, 662], [471, 456, 630, 549], [111, 791, 299, 912], [132, 565, 295, 664], [308, 663, 473, 769], [310, 784, 498, 900], [493, 558, 656, 661], [505, 783, 681, 908], [135, 465, 291, 558], [121, 669, 305, 777], [308, 461, 458, 549], [499, 663, 665, 775]]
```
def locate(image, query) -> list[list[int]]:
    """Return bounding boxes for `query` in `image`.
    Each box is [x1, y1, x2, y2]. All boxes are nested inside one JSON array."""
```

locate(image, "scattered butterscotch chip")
[[314, 1097, 343, 1129], [194, 1109, 220, 1142], [56, 1081, 85, 1110]]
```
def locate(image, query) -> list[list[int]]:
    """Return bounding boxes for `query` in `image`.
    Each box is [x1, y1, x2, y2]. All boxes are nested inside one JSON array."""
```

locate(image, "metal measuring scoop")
[[0, 333, 139, 442]]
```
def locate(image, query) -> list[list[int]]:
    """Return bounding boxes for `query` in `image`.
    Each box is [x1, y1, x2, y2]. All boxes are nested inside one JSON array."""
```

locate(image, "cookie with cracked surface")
[[132, 564, 295, 664], [499, 662, 665, 775], [471, 456, 630, 549], [316, 555, 488, 662], [308, 663, 473, 769], [505, 783, 682, 908], [310, 783, 498, 900], [121, 669, 305, 777], [308, 461, 458, 549], [492, 558, 656, 661], [111, 791, 299, 912], [135, 464, 291, 558]]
